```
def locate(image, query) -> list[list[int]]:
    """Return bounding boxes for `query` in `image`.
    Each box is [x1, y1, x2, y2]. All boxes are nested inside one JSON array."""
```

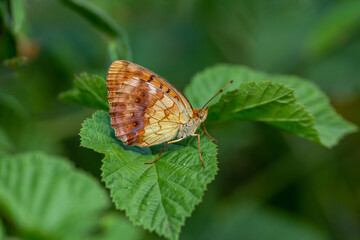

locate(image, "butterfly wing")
[[107, 60, 191, 147], [107, 60, 193, 116]]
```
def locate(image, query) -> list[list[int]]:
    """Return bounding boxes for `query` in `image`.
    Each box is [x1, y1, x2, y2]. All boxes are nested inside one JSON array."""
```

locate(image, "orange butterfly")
[[106, 60, 232, 168]]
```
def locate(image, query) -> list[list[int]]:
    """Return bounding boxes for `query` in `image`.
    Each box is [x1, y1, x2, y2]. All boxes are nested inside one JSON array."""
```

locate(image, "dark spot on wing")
[[148, 75, 154, 82]]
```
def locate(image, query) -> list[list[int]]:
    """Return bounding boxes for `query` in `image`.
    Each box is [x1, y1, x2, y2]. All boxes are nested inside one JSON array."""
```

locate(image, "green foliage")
[[0, 92, 28, 118], [185, 64, 357, 147], [2, 1, 360, 240], [203, 201, 329, 240], [0, 0, 25, 33], [0, 93, 62, 154], [0, 127, 12, 157], [80, 111, 218, 240], [208, 81, 319, 144], [0, 217, 4, 239], [0, 152, 109, 239], [90, 213, 142, 240], [306, 1, 360, 57], [108, 37, 131, 62], [60, 0, 132, 61], [60, 62, 357, 239], [0, 2, 3, 18], [59, 73, 108, 111], [10, 0, 25, 33], [3, 55, 28, 68]]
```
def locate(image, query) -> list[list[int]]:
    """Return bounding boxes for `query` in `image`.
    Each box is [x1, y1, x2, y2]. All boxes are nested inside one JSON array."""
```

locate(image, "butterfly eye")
[[133, 121, 139, 127], [199, 110, 204, 118], [135, 98, 141, 103]]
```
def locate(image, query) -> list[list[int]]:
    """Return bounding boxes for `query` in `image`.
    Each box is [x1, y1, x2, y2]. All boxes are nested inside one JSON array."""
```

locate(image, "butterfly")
[[106, 60, 232, 168]]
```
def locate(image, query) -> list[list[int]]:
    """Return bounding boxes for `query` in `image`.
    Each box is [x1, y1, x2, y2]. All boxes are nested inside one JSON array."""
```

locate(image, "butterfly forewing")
[[107, 60, 191, 147], [107, 60, 193, 115]]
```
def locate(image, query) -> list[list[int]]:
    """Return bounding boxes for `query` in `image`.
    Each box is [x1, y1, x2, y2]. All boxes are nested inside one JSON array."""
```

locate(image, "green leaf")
[[60, 0, 132, 60], [0, 2, 4, 20], [306, 1, 360, 58], [3, 55, 28, 68], [60, 0, 118, 37], [80, 111, 218, 240], [0, 0, 25, 34], [59, 73, 108, 110], [0, 217, 4, 239], [185, 64, 357, 147], [209, 201, 329, 240], [209, 81, 320, 144], [0, 152, 109, 239], [0, 127, 13, 157], [0, 92, 29, 119], [108, 36, 131, 62], [10, 0, 25, 34], [90, 213, 142, 240]]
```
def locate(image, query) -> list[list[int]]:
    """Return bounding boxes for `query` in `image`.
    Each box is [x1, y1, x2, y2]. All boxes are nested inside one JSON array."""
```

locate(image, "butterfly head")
[[197, 107, 209, 122], [197, 80, 234, 121]]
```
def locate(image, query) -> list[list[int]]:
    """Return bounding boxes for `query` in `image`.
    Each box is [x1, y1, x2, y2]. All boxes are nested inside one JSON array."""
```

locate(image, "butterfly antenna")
[[202, 80, 233, 109]]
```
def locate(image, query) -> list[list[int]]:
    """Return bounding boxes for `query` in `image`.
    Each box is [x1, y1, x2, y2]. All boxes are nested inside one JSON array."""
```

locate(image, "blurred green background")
[[1, 0, 360, 239]]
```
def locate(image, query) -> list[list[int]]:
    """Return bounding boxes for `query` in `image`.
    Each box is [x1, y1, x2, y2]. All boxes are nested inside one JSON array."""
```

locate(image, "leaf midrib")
[[233, 90, 294, 113], [152, 163, 175, 239]]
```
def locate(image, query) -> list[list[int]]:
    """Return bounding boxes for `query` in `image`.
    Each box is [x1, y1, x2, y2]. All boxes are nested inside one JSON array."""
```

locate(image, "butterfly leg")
[[202, 123, 217, 142], [145, 138, 184, 165], [191, 134, 205, 168]]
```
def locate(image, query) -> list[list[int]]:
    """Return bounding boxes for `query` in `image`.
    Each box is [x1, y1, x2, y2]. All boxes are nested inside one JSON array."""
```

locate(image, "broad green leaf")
[[209, 81, 320, 144], [80, 111, 218, 240], [59, 73, 108, 110], [90, 213, 142, 240], [185, 64, 357, 147], [0, 152, 109, 240]]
